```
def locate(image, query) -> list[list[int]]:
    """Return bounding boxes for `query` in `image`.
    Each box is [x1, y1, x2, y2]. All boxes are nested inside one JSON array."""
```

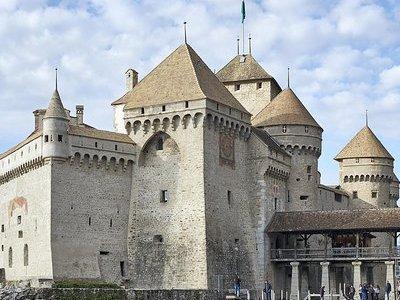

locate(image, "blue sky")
[[1, 0, 400, 184]]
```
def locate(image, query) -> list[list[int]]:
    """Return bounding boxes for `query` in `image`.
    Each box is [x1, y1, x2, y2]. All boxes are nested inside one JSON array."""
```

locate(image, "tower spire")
[[248, 33, 252, 55], [183, 21, 187, 44], [287, 67, 290, 88], [237, 36, 240, 55], [366, 109, 368, 127], [55, 67, 58, 90]]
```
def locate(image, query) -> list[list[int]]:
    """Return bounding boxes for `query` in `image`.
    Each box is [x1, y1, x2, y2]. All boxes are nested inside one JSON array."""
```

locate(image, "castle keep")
[[0, 42, 399, 298]]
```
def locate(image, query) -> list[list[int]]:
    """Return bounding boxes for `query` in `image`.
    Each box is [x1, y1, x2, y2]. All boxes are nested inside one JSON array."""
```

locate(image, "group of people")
[[233, 275, 272, 299], [345, 281, 399, 300]]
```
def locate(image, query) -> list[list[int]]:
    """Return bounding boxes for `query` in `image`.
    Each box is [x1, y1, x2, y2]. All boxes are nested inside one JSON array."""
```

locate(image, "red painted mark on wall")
[[8, 197, 28, 217]]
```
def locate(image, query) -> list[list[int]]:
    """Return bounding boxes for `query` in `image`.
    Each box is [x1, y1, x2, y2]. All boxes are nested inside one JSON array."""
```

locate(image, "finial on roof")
[[366, 109, 368, 127], [237, 36, 240, 55], [287, 67, 290, 88], [55, 67, 58, 90], [248, 33, 252, 55], [183, 21, 187, 44]]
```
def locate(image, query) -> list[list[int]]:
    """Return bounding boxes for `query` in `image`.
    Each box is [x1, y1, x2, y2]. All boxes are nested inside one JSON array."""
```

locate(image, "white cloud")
[[380, 65, 400, 90]]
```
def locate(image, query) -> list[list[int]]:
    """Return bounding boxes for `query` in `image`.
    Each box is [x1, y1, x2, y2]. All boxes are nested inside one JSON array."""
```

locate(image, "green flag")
[[241, 0, 246, 23]]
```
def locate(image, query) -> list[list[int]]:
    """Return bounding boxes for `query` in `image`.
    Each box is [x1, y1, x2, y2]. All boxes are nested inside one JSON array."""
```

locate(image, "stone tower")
[[335, 125, 397, 208], [42, 89, 70, 161], [115, 43, 255, 290], [216, 54, 281, 117], [252, 88, 323, 211]]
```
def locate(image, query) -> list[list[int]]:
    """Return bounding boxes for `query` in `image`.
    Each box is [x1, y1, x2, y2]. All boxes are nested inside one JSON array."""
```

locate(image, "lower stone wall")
[[0, 287, 224, 300]]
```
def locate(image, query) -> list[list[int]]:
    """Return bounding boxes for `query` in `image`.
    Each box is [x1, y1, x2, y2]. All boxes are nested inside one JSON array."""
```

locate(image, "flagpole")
[[242, 22, 245, 54]]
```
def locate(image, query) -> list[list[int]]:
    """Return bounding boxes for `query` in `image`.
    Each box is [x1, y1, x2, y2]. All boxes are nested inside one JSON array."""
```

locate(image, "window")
[[120, 261, 125, 277], [1, 245, 3, 251], [95, 142, 98, 148], [234, 238, 239, 244], [305, 126, 309, 133], [274, 198, 278, 210], [371, 158, 375, 162], [156, 138, 164, 150], [141, 107, 145, 114], [153, 235, 163, 244], [308, 175, 312, 181], [287, 191, 290, 202], [44, 135, 49, 142], [18, 231, 23, 238], [227, 190, 232, 207], [115, 145, 118, 151], [282, 125, 287, 133], [185, 101, 189, 108], [8, 247, 12, 268], [110, 219, 113, 228], [257, 82, 262, 89], [335, 193, 342, 202], [352, 191, 358, 199], [234, 84, 240, 91], [216, 103, 219, 110], [307, 166, 311, 174], [89, 217, 92, 226], [300, 195, 309, 200], [162, 105, 166, 112], [23, 244, 28, 266], [355, 158, 360, 163], [160, 190, 169, 203], [100, 251, 110, 255], [1, 225, 4, 233], [372, 191, 378, 198], [58, 135, 63, 142], [17, 216, 21, 225], [229, 108, 232, 115]]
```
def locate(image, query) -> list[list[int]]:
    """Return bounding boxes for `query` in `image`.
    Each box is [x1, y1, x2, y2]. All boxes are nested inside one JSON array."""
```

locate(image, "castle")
[[0, 42, 398, 297]]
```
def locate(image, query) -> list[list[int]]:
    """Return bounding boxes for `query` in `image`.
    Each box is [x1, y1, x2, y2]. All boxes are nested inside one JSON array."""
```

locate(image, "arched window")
[[282, 125, 287, 133], [8, 247, 12, 268], [24, 244, 28, 266]]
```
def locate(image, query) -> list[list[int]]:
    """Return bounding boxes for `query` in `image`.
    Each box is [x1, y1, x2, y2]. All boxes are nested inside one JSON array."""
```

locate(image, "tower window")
[[115, 145, 118, 151], [153, 235, 164, 243], [274, 198, 278, 210], [352, 191, 358, 199], [58, 135, 63, 142], [162, 105, 166, 112], [160, 190, 169, 203], [1, 225, 4, 232], [216, 103, 219, 110], [372, 191, 378, 198], [371, 158, 375, 162], [300, 195, 308, 200], [305, 126, 309, 133], [356, 158, 360, 163], [18, 230, 23, 238], [227, 190, 232, 207], [307, 166, 311, 173], [234, 84, 241, 91], [100, 251, 110, 255], [257, 82, 262, 89], [95, 142, 98, 148], [89, 217, 92, 226], [156, 137, 164, 150], [110, 219, 113, 228], [44, 135, 49, 143], [185, 101, 189, 108], [17, 216, 21, 225], [229, 108, 232, 115], [141, 107, 145, 114], [282, 125, 287, 133], [120, 261, 125, 277]]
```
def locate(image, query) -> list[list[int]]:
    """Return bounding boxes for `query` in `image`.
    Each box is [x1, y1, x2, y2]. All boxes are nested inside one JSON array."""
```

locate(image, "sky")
[[0, 0, 400, 184]]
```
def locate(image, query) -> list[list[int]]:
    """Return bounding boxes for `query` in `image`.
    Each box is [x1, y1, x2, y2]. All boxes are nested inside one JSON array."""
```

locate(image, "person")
[[234, 275, 241, 297], [264, 280, 272, 300], [320, 286, 325, 300], [375, 285, 380, 300], [369, 284, 375, 300], [385, 281, 392, 300], [361, 284, 368, 300], [397, 282, 400, 299], [359, 284, 363, 300], [348, 284, 356, 300]]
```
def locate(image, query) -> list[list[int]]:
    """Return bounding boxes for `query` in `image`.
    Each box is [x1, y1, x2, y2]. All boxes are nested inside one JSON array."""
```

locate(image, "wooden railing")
[[270, 247, 400, 261]]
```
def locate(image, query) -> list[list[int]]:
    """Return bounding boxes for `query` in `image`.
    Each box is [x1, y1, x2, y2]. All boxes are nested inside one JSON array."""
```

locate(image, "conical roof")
[[335, 126, 393, 160], [123, 44, 248, 113], [252, 88, 321, 128], [44, 89, 68, 119], [216, 54, 273, 83]]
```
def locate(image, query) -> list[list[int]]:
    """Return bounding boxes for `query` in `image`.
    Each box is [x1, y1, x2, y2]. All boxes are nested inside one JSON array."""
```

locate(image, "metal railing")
[[271, 247, 400, 261]]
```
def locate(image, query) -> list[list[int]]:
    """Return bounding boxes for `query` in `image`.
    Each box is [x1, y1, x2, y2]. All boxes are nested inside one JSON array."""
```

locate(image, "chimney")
[[126, 69, 138, 92], [33, 109, 46, 131], [76, 105, 84, 125]]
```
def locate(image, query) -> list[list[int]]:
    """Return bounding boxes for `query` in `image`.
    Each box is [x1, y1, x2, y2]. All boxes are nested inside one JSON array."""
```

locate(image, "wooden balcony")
[[270, 247, 400, 262]]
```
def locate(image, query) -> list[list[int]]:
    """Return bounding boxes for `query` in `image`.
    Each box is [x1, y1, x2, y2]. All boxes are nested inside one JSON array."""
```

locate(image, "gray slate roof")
[[44, 89, 69, 119]]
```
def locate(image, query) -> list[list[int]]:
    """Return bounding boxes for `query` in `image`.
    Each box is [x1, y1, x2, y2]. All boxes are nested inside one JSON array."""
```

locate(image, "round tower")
[[253, 88, 323, 211], [335, 125, 395, 208], [42, 89, 70, 161]]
